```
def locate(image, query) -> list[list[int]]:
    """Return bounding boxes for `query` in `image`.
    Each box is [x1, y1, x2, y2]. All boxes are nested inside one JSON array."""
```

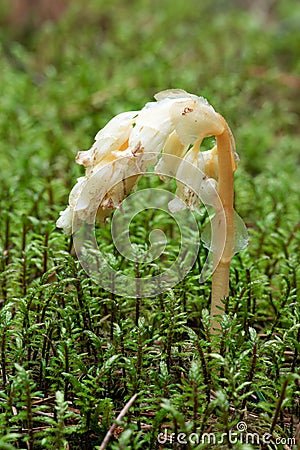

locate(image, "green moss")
[[0, 0, 299, 448]]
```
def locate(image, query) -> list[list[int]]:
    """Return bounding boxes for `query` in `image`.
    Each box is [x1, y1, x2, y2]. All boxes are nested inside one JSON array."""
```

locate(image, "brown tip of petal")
[[76, 151, 91, 166]]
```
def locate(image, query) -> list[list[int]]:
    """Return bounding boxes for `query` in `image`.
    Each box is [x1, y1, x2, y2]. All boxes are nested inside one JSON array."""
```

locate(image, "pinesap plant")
[[57, 89, 248, 333]]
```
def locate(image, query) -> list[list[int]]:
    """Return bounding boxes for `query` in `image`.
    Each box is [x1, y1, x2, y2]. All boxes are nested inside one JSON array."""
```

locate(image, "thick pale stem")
[[210, 115, 235, 333]]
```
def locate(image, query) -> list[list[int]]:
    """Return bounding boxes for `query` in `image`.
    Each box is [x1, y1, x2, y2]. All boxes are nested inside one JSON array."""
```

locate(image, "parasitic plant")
[[57, 89, 248, 333]]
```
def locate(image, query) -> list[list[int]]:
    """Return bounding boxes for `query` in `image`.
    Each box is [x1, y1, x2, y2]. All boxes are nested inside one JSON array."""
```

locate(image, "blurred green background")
[[0, 1, 300, 448], [1, 0, 299, 180]]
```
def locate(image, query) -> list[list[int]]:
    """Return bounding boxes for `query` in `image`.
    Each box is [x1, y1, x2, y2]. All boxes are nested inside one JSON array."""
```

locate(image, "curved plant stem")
[[210, 115, 235, 333]]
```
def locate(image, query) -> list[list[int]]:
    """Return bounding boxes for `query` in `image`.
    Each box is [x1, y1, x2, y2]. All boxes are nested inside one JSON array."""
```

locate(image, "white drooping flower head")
[[57, 89, 238, 235]]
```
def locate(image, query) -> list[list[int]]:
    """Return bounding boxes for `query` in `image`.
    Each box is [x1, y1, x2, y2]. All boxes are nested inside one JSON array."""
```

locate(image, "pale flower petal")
[[172, 149, 202, 212], [94, 111, 137, 140], [56, 206, 73, 235], [76, 111, 137, 169], [128, 105, 172, 160], [154, 131, 187, 180], [73, 154, 142, 225], [132, 98, 173, 135], [198, 145, 218, 180], [170, 98, 224, 146], [154, 89, 191, 101], [75, 147, 94, 167], [69, 177, 87, 208], [57, 89, 240, 238], [171, 147, 219, 212]]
